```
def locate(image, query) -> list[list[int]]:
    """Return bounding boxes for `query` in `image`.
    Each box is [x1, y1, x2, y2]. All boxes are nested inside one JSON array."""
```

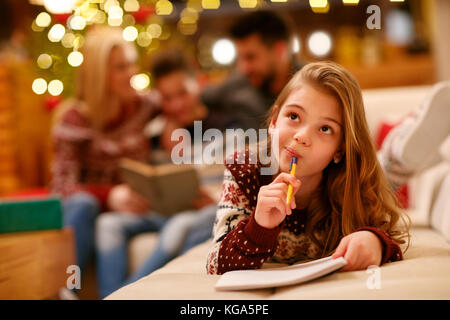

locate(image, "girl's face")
[[108, 46, 138, 104], [270, 83, 344, 180]]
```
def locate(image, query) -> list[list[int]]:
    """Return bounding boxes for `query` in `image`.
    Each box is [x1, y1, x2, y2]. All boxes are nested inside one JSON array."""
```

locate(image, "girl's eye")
[[320, 126, 333, 134], [288, 112, 298, 121]]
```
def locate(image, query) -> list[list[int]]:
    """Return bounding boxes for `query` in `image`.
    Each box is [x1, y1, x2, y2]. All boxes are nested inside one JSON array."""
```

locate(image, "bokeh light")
[[48, 80, 64, 96], [48, 24, 66, 42], [32, 78, 47, 95], [37, 54, 53, 69], [124, 0, 140, 12], [308, 31, 332, 57], [69, 15, 87, 30], [137, 32, 152, 47], [212, 38, 236, 65], [43, 0, 76, 14], [123, 26, 138, 42], [67, 51, 84, 67], [156, 0, 174, 15], [147, 24, 162, 38], [35, 12, 52, 28], [130, 74, 150, 91]]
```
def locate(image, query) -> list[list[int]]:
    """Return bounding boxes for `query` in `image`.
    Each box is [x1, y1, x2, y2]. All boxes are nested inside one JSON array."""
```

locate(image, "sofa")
[[106, 85, 450, 300]]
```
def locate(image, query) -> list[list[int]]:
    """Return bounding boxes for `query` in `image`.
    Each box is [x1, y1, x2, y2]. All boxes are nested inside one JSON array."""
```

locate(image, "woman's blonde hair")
[[55, 26, 137, 129], [266, 61, 410, 256]]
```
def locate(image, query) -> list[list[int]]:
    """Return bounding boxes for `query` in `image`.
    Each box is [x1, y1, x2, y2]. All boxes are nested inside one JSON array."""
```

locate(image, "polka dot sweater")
[[206, 149, 403, 275]]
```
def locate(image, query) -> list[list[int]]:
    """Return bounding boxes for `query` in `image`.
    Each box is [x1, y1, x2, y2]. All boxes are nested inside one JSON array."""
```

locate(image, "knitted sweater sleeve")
[[51, 108, 87, 197], [356, 227, 404, 264], [206, 167, 282, 275], [51, 108, 113, 206]]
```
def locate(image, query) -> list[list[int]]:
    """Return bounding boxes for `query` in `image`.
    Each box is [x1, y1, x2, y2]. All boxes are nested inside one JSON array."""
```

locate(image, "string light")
[[308, 31, 333, 57], [124, 0, 140, 12], [202, 0, 220, 10], [32, 78, 47, 95], [48, 24, 66, 42], [37, 53, 53, 69], [69, 15, 87, 30], [212, 39, 236, 65], [342, 0, 359, 5], [67, 51, 84, 67], [35, 12, 52, 28], [137, 32, 152, 47], [309, 0, 330, 13], [48, 80, 64, 96], [238, 0, 258, 9], [130, 74, 150, 91], [43, 0, 76, 14], [156, 0, 173, 15], [123, 26, 138, 41], [147, 24, 162, 38]]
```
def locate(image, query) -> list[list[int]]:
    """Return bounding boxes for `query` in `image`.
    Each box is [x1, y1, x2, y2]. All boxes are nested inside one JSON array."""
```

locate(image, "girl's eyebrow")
[[285, 103, 343, 128]]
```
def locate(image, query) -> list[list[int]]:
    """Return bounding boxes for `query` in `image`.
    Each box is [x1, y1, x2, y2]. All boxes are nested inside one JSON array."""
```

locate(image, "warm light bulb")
[[32, 78, 47, 95], [36, 12, 52, 28], [69, 15, 86, 30], [68, 51, 84, 67], [43, 0, 75, 14], [37, 54, 53, 69], [156, 0, 174, 15], [130, 74, 150, 91], [212, 38, 236, 65], [48, 80, 64, 96], [147, 24, 162, 38], [48, 24, 66, 42], [308, 31, 333, 57], [123, 26, 138, 41]]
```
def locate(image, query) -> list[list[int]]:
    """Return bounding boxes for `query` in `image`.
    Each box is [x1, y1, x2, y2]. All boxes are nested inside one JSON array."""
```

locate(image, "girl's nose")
[[293, 127, 311, 147]]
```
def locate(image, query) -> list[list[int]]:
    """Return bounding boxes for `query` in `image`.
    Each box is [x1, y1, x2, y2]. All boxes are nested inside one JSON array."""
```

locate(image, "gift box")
[[0, 198, 62, 233]]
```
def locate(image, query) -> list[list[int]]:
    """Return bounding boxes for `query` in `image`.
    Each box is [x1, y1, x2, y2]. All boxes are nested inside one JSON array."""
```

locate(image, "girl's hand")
[[254, 173, 301, 229], [332, 231, 383, 271], [107, 183, 150, 214]]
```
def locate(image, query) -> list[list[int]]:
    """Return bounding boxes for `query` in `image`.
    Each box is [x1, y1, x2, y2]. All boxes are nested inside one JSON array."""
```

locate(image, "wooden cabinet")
[[0, 228, 75, 300]]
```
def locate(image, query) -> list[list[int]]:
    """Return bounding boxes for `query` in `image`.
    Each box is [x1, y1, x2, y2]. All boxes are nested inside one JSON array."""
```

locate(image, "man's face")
[[234, 34, 278, 89], [156, 71, 199, 125]]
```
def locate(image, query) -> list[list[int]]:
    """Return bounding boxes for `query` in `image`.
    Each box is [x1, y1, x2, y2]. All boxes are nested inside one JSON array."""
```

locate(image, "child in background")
[[207, 61, 411, 274]]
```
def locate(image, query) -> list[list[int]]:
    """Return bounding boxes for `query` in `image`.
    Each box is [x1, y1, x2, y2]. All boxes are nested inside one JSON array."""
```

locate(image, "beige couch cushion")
[[128, 233, 159, 275], [106, 226, 450, 300]]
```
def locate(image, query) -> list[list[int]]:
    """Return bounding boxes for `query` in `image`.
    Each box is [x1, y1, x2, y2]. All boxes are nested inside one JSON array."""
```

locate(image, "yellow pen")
[[286, 156, 298, 204]]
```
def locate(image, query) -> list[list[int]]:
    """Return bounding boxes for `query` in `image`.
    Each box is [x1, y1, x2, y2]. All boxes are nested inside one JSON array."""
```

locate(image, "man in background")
[[202, 10, 302, 130]]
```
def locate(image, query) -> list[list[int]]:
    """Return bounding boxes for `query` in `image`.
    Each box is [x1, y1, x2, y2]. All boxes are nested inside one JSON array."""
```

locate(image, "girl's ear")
[[333, 144, 346, 163], [268, 117, 277, 135]]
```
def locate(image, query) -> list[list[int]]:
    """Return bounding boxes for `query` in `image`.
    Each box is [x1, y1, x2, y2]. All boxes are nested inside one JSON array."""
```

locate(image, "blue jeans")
[[95, 212, 167, 299], [95, 205, 217, 299], [127, 204, 217, 284], [62, 192, 100, 272]]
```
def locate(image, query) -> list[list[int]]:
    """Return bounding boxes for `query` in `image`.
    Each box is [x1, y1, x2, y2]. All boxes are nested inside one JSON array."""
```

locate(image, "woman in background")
[[51, 26, 165, 288]]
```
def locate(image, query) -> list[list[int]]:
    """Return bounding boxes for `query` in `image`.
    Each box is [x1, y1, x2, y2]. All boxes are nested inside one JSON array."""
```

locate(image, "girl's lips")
[[284, 147, 301, 159]]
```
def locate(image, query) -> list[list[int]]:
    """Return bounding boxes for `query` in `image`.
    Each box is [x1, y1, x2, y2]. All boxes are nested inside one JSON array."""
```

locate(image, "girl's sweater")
[[206, 149, 403, 275]]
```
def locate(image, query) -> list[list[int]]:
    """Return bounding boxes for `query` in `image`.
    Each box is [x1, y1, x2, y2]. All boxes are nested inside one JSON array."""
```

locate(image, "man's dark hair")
[[150, 49, 192, 82], [229, 10, 290, 46]]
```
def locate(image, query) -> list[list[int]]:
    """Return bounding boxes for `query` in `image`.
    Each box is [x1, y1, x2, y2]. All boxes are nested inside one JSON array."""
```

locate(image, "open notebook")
[[215, 256, 347, 291]]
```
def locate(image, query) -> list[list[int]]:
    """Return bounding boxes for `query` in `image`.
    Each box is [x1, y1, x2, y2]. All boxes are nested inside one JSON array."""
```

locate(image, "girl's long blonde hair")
[[54, 26, 137, 130], [267, 61, 410, 256]]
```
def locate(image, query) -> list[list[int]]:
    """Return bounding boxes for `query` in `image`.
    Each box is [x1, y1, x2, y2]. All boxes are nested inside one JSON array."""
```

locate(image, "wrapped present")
[[0, 198, 62, 233]]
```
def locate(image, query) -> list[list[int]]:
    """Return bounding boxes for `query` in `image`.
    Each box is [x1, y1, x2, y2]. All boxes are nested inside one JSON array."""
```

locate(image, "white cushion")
[[430, 171, 450, 242]]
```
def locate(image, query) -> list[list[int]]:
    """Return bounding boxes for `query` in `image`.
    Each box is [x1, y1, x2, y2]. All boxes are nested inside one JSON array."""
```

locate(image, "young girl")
[[206, 61, 410, 274]]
